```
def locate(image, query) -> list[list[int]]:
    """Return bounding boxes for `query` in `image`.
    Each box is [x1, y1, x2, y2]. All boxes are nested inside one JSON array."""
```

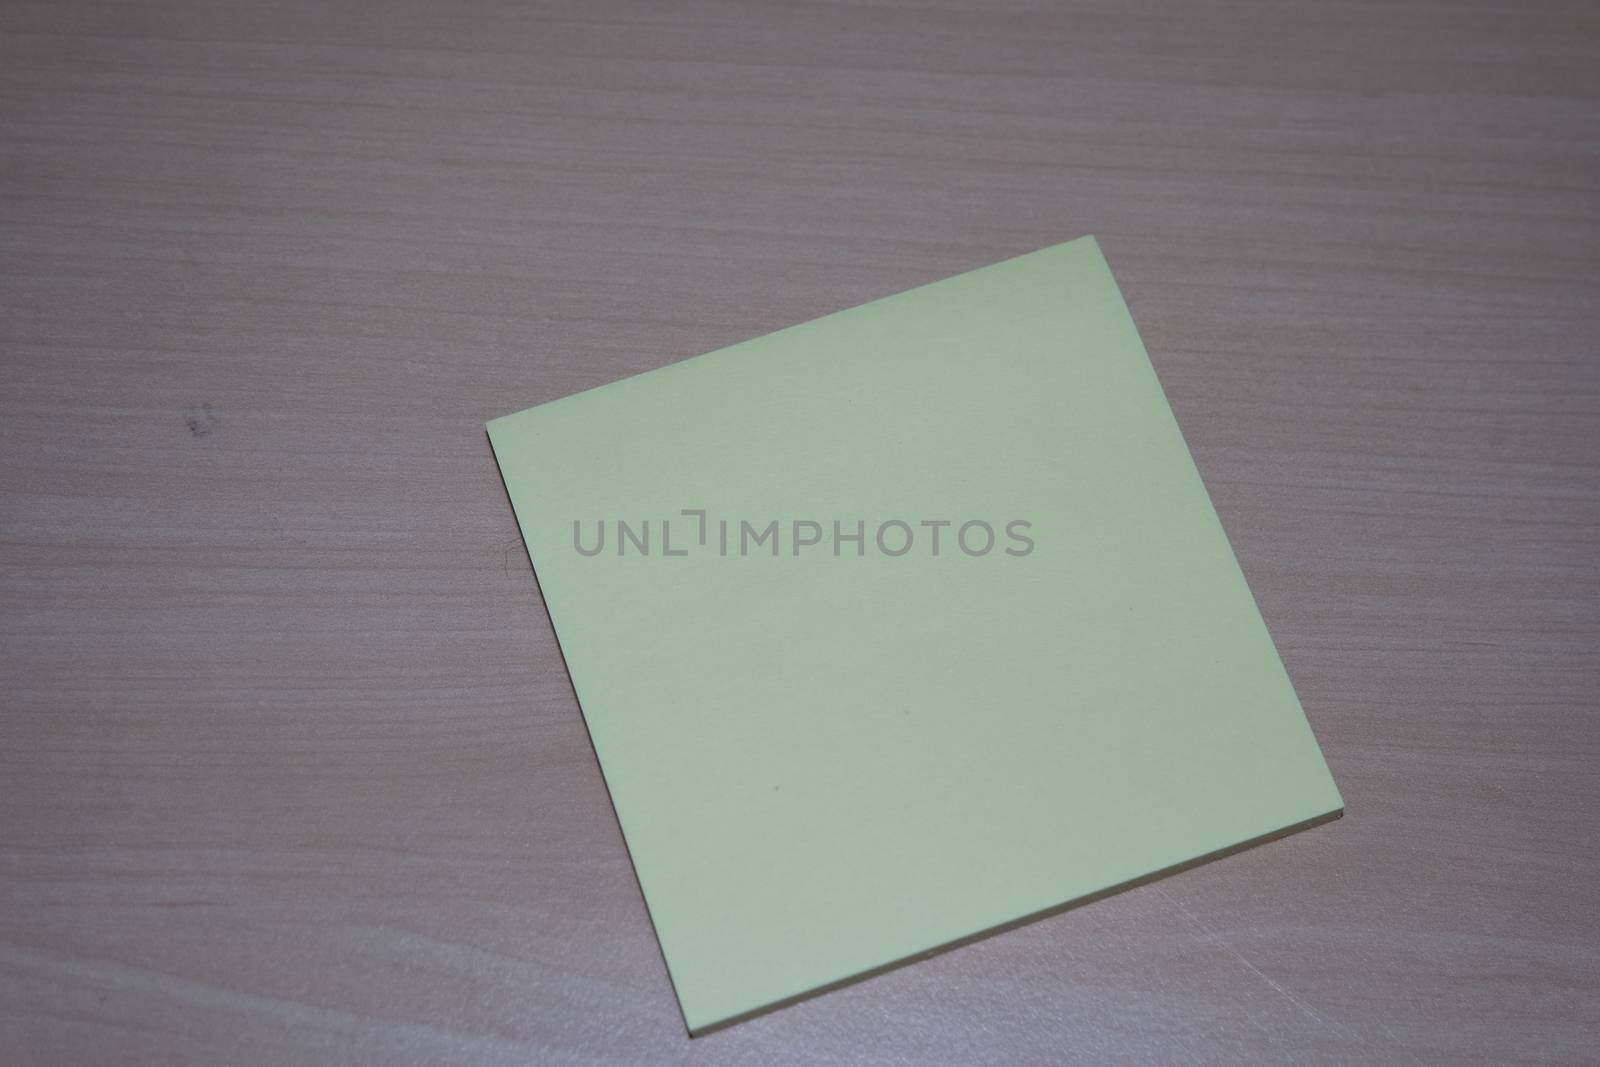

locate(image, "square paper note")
[[488, 236, 1342, 1033]]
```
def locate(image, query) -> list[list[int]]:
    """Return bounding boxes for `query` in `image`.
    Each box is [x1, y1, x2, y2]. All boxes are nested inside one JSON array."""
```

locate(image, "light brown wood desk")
[[2, 2, 1596, 1063]]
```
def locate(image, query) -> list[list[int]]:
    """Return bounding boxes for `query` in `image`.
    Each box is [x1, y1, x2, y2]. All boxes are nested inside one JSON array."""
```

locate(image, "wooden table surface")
[[3, 1, 1597, 1063]]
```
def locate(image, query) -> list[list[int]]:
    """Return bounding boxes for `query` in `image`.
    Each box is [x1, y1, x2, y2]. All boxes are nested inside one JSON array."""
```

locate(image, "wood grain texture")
[[1, 1, 1596, 1063]]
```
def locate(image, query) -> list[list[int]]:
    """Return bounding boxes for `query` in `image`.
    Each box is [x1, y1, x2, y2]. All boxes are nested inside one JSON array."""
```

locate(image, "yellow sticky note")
[[488, 236, 1342, 1033]]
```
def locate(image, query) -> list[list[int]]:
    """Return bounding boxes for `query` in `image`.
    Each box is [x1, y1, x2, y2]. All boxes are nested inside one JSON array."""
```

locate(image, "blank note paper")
[[487, 236, 1343, 1034]]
